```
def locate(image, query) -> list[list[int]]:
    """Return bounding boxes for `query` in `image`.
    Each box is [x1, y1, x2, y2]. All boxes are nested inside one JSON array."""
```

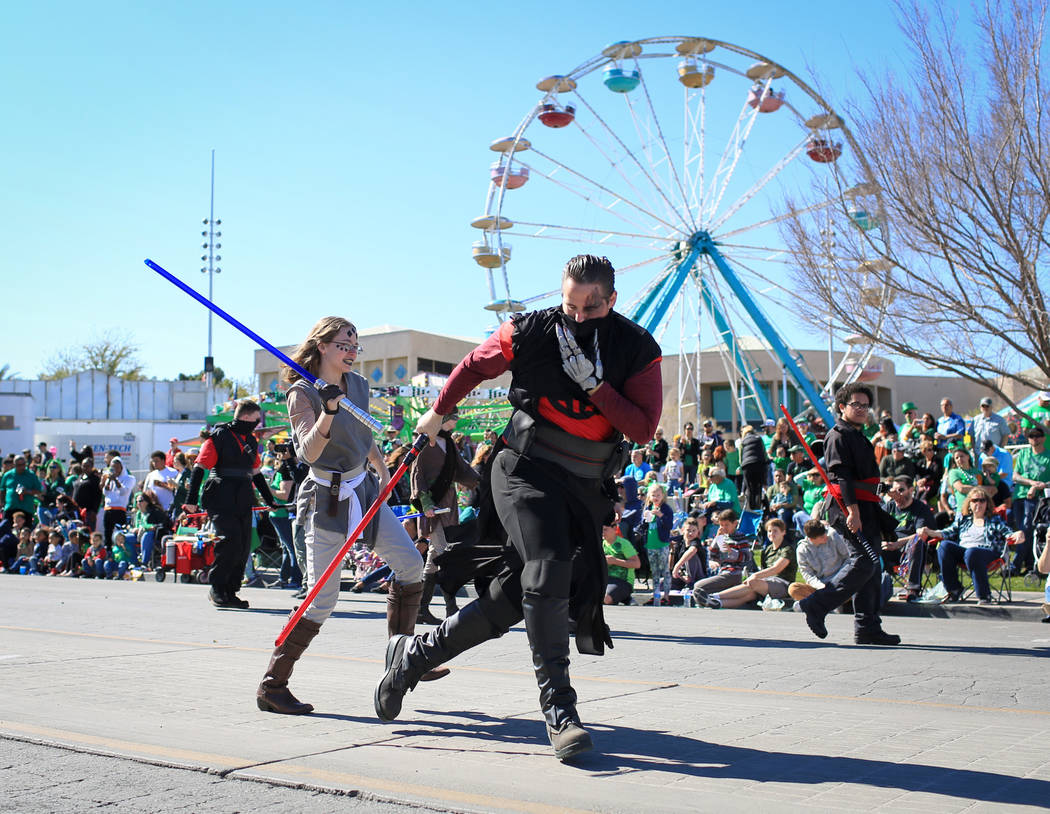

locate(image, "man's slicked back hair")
[[563, 254, 615, 297]]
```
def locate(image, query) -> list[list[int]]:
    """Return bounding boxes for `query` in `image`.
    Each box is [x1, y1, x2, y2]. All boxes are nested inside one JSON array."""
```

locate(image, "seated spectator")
[[945, 447, 984, 514], [80, 532, 109, 579], [0, 512, 28, 568], [29, 525, 50, 573], [694, 517, 796, 609], [108, 531, 133, 579], [7, 526, 34, 573], [671, 515, 709, 589], [980, 439, 1014, 489], [792, 468, 825, 534], [785, 445, 808, 481], [690, 509, 752, 602], [603, 516, 640, 605], [921, 491, 1024, 605], [57, 529, 86, 575], [914, 438, 944, 506], [764, 469, 799, 525], [881, 476, 936, 601], [38, 461, 68, 526], [880, 442, 916, 484], [699, 466, 740, 516], [789, 519, 852, 601], [979, 454, 1012, 511], [42, 529, 65, 574], [624, 449, 651, 483]]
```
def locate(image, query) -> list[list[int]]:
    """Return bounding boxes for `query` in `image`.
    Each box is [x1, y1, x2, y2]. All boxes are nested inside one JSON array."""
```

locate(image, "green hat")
[[789, 445, 804, 454], [901, 401, 917, 414]]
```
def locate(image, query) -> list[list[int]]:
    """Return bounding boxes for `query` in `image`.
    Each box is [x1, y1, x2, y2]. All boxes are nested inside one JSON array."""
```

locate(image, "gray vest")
[[291, 373, 380, 543]]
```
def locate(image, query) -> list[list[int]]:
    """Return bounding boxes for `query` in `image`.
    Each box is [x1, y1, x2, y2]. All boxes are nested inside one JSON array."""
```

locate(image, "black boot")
[[522, 594, 592, 761], [442, 584, 459, 618], [375, 601, 497, 722], [417, 573, 442, 625]]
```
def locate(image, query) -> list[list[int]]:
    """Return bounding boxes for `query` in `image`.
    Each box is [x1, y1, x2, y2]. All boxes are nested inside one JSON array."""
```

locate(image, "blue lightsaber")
[[145, 258, 382, 433]]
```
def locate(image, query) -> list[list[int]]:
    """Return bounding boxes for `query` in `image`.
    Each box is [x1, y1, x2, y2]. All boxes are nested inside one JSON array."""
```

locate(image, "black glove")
[[318, 384, 343, 414], [253, 473, 276, 508]]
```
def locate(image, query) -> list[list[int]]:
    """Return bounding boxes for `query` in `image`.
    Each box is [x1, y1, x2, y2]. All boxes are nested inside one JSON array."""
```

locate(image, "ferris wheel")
[[470, 36, 892, 427]]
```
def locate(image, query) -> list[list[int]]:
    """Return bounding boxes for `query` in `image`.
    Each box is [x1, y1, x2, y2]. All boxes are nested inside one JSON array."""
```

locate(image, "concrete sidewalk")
[[2, 576, 1050, 813]]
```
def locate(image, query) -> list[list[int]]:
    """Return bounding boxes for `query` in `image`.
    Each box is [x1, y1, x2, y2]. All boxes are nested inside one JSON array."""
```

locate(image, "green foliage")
[[40, 330, 145, 381]]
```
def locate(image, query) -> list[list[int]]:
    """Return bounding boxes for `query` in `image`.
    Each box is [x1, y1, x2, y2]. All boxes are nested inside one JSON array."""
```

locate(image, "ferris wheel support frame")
[[699, 234, 833, 425]]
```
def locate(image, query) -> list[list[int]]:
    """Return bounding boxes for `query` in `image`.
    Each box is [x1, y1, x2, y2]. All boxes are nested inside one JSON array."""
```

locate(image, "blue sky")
[[2, 0, 938, 386]]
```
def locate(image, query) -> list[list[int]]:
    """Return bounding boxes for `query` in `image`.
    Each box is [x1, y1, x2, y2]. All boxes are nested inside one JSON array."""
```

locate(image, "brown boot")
[[256, 616, 322, 714], [388, 581, 449, 682]]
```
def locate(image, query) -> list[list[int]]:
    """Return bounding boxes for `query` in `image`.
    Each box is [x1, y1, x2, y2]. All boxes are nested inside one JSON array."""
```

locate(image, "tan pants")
[[302, 499, 423, 624]]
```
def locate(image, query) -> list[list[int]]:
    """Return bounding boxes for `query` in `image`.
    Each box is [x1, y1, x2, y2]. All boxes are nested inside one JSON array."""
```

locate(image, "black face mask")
[[557, 310, 608, 345], [232, 419, 258, 436]]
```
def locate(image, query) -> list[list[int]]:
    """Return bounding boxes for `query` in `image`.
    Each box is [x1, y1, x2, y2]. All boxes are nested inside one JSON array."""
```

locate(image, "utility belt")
[[309, 464, 366, 517], [502, 410, 628, 480], [214, 468, 252, 479], [826, 478, 881, 504]]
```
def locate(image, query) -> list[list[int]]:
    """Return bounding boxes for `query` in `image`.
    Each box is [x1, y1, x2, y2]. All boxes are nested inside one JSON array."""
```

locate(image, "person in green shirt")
[[1, 456, 43, 521], [898, 401, 921, 447], [703, 466, 741, 514], [602, 518, 640, 605], [699, 517, 796, 609], [1021, 392, 1050, 430], [945, 448, 984, 513], [720, 439, 740, 480], [1012, 425, 1050, 572]]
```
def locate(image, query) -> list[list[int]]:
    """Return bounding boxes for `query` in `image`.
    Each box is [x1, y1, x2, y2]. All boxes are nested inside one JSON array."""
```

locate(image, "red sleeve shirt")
[[193, 436, 261, 470], [434, 319, 662, 444]]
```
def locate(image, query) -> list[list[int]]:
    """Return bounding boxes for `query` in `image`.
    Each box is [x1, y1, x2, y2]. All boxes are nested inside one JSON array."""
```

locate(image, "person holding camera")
[[100, 457, 134, 546]]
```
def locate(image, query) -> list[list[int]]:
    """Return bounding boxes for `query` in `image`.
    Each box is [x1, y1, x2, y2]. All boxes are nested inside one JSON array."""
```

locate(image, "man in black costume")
[[798, 383, 901, 645], [374, 255, 663, 760], [183, 399, 276, 609]]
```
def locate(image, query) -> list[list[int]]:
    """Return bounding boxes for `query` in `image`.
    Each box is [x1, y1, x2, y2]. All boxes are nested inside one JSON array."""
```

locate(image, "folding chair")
[[737, 509, 763, 538], [962, 538, 1013, 604]]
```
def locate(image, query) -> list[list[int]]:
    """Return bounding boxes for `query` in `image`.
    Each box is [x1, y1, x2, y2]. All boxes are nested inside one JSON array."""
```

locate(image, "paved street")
[[2, 576, 1049, 813]]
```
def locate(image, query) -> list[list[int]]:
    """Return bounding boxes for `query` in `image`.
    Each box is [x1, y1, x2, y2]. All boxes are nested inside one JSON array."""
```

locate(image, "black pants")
[[740, 463, 766, 511], [103, 509, 127, 546], [806, 505, 884, 634], [209, 510, 252, 597]]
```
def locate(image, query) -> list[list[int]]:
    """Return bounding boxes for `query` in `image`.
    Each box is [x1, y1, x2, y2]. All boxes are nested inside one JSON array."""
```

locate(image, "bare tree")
[[41, 330, 146, 381], [784, 0, 1049, 414]]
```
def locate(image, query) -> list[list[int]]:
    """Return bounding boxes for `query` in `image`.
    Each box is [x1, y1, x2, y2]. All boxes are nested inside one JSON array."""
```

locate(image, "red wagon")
[[155, 533, 220, 584]]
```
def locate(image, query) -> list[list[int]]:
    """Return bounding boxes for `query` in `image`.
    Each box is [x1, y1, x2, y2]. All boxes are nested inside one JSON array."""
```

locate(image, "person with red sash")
[[797, 383, 902, 646], [374, 254, 662, 761]]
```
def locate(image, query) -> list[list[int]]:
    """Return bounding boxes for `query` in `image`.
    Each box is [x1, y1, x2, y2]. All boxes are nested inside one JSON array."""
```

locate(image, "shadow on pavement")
[[608, 630, 1050, 658], [395, 710, 1050, 806]]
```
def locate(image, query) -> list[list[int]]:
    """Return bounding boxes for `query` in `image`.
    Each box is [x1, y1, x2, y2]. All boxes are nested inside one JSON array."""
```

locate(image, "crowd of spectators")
[[5, 390, 1049, 618], [598, 393, 1050, 611]]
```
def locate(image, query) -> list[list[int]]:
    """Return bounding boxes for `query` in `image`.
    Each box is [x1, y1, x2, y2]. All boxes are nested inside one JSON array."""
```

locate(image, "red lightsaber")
[[181, 506, 285, 519], [780, 405, 881, 562], [274, 434, 429, 646], [779, 404, 848, 516]]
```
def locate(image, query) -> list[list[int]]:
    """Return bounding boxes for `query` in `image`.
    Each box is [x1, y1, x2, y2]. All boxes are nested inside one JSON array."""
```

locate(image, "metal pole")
[[207, 149, 215, 390]]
